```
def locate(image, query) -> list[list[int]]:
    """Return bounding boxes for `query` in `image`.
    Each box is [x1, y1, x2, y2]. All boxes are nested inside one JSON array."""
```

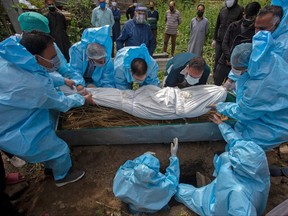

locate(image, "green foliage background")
[[1, 0, 271, 70], [63, 0, 270, 69]]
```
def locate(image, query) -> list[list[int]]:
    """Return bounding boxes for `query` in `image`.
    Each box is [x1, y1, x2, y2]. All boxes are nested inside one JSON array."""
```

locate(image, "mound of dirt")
[[3, 141, 288, 216]]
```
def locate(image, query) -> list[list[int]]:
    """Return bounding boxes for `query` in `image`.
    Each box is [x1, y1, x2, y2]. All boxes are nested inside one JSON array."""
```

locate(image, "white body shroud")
[[84, 85, 227, 120]]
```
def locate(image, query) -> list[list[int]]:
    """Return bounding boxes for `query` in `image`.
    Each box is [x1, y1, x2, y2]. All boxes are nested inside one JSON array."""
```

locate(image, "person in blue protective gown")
[[0, 31, 94, 187], [113, 138, 179, 214], [222, 43, 252, 101], [18, 11, 75, 90], [211, 4, 288, 151], [68, 26, 115, 94], [114, 44, 160, 90], [175, 113, 270, 216]]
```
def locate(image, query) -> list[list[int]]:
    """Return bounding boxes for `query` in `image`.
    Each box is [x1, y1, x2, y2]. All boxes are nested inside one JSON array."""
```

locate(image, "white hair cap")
[[86, 43, 107, 59]]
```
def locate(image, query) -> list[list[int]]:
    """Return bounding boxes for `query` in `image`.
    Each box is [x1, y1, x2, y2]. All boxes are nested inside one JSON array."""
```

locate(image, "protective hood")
[[250, 1, 288, 79], [123, 44, 152, 70], [0, 36, 46, 74], [229, 140, 269, 181], [133, 153, 160, 182], [80, 26, 112, 58], [271, 0, 288, 38]]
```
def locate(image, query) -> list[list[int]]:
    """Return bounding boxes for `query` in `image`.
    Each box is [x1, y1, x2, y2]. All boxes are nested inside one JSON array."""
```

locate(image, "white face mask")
[[226, 0, 235, 8], [185, 75, 200, 85], [231, 68, 243, 76], [133, 3, 137, 6], [37, 55, 60, 72], [111, 2, 117, 7], [90, 59, 105, 68], [136, 14, 145, 23]]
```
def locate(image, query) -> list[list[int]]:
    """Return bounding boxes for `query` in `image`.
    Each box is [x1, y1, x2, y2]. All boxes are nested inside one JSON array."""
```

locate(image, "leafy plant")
[[65, 0, 94, 43]]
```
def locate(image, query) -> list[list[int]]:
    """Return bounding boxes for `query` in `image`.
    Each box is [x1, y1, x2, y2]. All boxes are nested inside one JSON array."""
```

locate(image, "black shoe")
[[44, 168, 53, 177], [55, 167, 85, 187], [269, 166, 288, 177]]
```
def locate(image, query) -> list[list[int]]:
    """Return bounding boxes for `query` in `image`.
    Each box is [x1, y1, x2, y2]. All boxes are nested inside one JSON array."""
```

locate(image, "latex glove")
[[209, 113, 223, 125], [170, 137, 178, 157], [212, 40, 216, 49], [223, 79, 235, 91]]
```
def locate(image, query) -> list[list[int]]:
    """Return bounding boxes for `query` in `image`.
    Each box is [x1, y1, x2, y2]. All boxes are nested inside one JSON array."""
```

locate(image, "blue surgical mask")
[[100, 2, 106, 9], [185, 75, 200, 85], [38, 55, 60, 72]]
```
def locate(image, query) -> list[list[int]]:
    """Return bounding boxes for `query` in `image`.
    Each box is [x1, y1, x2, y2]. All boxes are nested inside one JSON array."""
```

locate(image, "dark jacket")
[[110, 6, 121, 41], [164, 52, 210, 88], [147, 9, 159, 30], [213, 1, 244, 43], [126, 5, 136, 20], [219, 19, 255, 65], [46, 11, 71, 62], [116, 19, 156, 55]]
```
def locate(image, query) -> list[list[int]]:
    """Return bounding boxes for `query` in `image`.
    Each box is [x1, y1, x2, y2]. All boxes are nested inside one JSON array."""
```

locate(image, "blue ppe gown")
[[216, 2, 288, 151], [114, 44, 160, 90], [0, 36, 85, 180], [113, 153, 179, 214], [68, 26, 115, 88], [175, 123, 270, 216]]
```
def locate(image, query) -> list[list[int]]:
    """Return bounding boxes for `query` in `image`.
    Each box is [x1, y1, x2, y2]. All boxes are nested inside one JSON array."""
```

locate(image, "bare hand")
[[77, 85, 88, 96], [84, 93, 95, 105], [64, 78, 75, 89], [209, 113, 223, 125], [207, 104, 216, 111]]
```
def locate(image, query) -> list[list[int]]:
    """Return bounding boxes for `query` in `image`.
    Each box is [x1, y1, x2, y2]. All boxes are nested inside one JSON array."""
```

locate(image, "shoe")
[[55, 167, 85, 187], [44, 168, 53, 177], [8, 156, 26, 168], [269, 166, 288, 177]]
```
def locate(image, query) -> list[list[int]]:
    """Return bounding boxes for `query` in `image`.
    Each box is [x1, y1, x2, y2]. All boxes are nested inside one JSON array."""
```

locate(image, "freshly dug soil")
[[3, 141, 288, 216]]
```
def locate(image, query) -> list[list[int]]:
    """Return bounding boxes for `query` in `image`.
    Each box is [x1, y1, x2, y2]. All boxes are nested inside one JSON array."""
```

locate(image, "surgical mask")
[[197, 10, 204, 17], [185, 75, 200, 85], [38, 55, 60, 72], [231, 68, 243, 76], [48, 5, 56, 12], [242, 17, 254, 27], [100, 2, 106, 9], [111, 2, 117, 7], [90, 59, 105, 67], [135, 79, 144, 84], [226, 0, 235, 8], [136, 14, 145, 24], [133, 3, 137, 6]]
